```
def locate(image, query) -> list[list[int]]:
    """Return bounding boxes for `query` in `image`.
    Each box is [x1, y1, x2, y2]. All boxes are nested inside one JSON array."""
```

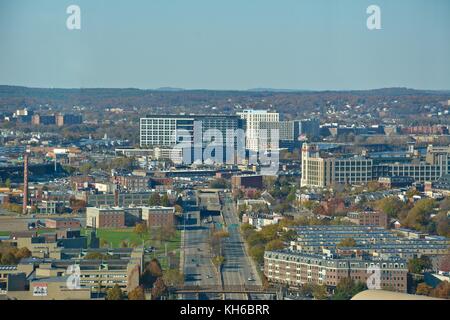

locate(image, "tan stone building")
[[1, 247, 144, 300]]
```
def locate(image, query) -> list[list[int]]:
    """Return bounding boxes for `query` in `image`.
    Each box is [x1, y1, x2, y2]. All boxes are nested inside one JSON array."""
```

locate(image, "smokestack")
[[114, 188, 119, 207], [22, 153, 29, 215]]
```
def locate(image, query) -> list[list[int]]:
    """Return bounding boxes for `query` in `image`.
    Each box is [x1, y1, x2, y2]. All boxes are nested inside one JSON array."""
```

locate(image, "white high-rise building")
[[237, 109, 279, 152]]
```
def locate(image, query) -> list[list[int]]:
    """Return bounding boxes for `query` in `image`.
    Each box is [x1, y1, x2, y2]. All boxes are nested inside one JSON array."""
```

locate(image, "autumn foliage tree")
[[403, 199, 436, 231], [106, 284, 124, 300], [0, 245, 32, 265], [128, 285, 146, 300], [162, 269, 184, 288], [430, 281, 450, 299], [336, 237, 357, 248], [142, 259, 163, 287], [415, 282, 433, 296], [151, 277, 167, 300], [133, 222, 148, 240]]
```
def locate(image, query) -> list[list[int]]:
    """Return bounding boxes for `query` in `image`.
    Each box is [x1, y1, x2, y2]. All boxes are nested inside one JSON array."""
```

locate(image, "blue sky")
[[0, 0, 449, 90]]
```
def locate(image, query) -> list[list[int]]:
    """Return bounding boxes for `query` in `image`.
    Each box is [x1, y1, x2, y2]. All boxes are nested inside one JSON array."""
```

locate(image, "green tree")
[[209, 178, 230, 189], [280, 229, 297, 242], [249, 244, 265, 265], [161, 194, 170, 207], [376, 196, 407, 218], [4, 178, 11, 189], [100, 239, 110, 248], [212, 255, 225, 268], [434, 212, 450, 237], [106, 284, 124, 300], [403, 199, 436, 231], [332, 277, 366, 300], [133, 222, 148, 240], [408, 256, 433, 274], [259, 224, 279, 242], [299, 283, 314, 297], [312, 284, 328, 300], [265, 239, 284, 251], [79, 163, 93, 175]]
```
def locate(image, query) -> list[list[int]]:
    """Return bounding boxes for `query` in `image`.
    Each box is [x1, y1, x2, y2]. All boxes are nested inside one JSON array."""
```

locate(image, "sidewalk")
[[179, 230, 185, 274]]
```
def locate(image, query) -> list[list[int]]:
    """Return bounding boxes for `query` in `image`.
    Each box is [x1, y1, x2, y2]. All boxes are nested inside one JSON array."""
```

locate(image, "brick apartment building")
[[141, 206, 175, 228], [113, 175, 151, 192], [347, 211, 388, 229], [45, 218, 81, 229], [231, 174, 264, 190], [86, 207, 126, 229], [264, 249, 408, 292]]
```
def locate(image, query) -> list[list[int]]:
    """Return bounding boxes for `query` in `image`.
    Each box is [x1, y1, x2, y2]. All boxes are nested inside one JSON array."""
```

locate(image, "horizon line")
[[1, 84, 450, 93]]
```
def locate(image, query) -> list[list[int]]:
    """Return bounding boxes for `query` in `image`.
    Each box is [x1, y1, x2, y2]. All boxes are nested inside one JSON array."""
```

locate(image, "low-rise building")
[[231, 174, 264, 190], [86, 207, 126, 229], [264, 249, 408, 292], [246, 212, 283, 230], [347, 211, 388, 229], [1, 247, 144, 299], [37, 200, 65, 215], [113, 175, 151, 192], [287, 225, 449, 259], [378, 176, 415, 189], [141, 206, 175, 228], [45, 218, 81, 229]]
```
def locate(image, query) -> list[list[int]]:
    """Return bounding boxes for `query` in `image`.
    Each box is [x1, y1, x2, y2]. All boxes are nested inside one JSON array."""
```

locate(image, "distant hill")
[[0, 85, 448, 119]]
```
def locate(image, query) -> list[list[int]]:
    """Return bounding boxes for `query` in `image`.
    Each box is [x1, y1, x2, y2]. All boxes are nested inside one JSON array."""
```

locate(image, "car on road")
[[247, 277, 255, 281]]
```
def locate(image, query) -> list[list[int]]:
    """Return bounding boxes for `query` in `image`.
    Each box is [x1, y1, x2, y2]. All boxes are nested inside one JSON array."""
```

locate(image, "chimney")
[[22, 153, 29, 215]]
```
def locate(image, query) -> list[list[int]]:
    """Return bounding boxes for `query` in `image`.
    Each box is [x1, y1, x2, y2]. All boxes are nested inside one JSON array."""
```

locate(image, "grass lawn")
[[81, 228, 145, 248], [0, 231, 10, 237], [81, 228, 182, 270]]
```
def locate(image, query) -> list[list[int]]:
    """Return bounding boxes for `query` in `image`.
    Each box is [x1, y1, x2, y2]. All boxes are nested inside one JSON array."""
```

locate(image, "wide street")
[[181, 211, 221, 300], [181, 192, 271, 300], [220, 193, 266, 300]]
